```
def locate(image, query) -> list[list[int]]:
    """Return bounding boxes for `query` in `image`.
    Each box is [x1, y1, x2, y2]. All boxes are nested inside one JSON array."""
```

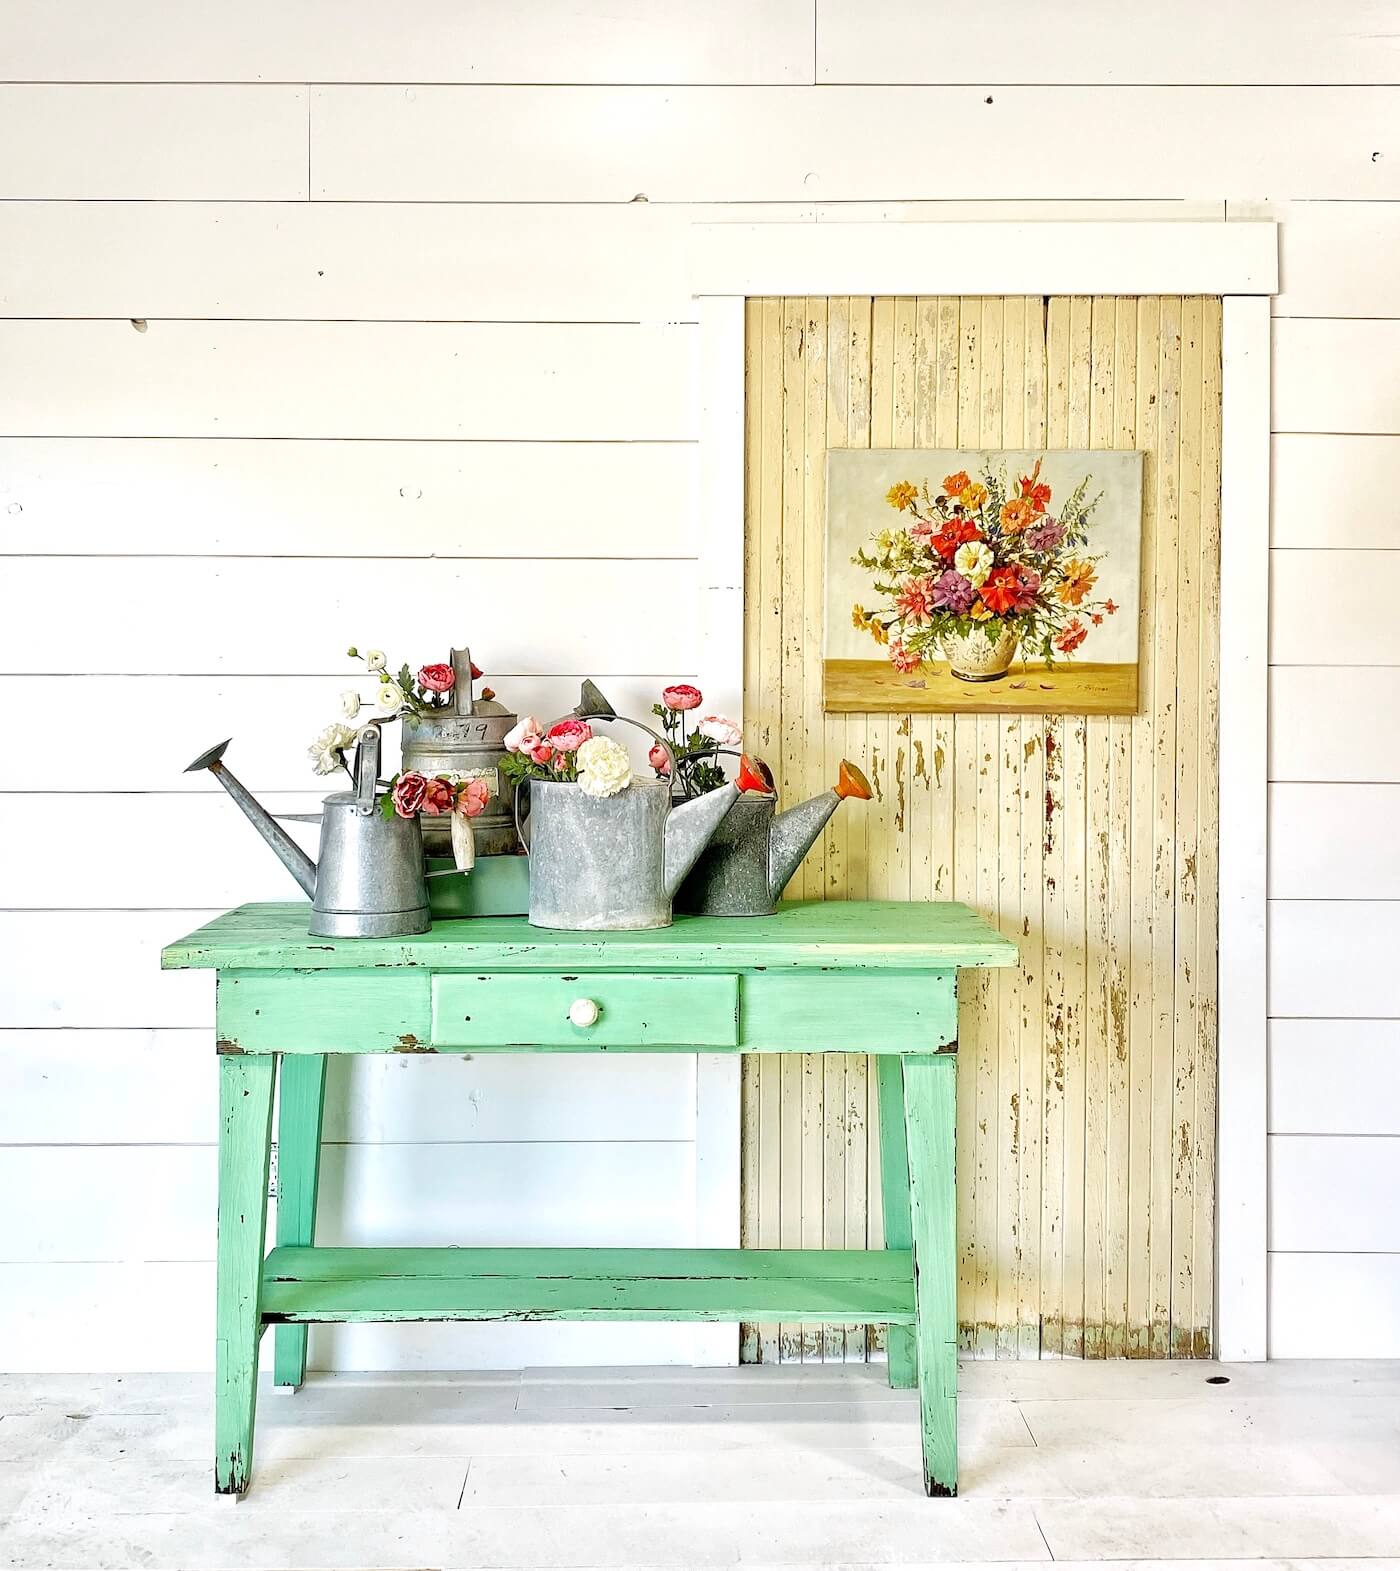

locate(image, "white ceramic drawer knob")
[[568, 997, 601, 1028]]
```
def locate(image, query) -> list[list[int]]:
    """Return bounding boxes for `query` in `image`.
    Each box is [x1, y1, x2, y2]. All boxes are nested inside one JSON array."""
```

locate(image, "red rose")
[[420, 776, 455, 815], [545, 718, 592, 753], [417, 663, 455, 694], [391, 772, 428, 818], [661, 683, 702, 712]]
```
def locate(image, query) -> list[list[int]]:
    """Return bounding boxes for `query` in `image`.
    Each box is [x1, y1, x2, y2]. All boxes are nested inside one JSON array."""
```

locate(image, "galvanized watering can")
[[676, 757, 874, 917], [399, 645, 518, 858], [186, 723, 431, 938], [516, 684, 738, 931]]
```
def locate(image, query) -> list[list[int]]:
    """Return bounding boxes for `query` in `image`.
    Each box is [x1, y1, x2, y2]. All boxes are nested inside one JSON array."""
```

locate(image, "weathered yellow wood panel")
[[740, 295, 1220, 1360]]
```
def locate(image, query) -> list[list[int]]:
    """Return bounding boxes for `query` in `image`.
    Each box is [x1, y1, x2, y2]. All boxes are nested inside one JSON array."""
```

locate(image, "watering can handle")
[[512, 777, 532, 855], [353, 723, 382, 816], [451, 646, 475, 717]]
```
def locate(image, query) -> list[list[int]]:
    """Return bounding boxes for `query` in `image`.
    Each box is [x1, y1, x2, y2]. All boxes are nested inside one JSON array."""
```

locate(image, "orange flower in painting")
[[931, 516, 981, 560], [941, 470, 971, 499], [969, 598, 994, 622], [958, 481, 989, 511], [1055, 618, 1088, 654], [886, 481, 919, 512], [1018, 458, 1052, 514], [1000, 497, 1037, 534], [1056, 558, 1097, 605], [1104, 598, 1118, 615]]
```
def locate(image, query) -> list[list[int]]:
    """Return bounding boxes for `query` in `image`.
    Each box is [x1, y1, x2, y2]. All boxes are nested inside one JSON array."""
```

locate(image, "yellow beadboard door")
[[740, 296, 1220, 1361]]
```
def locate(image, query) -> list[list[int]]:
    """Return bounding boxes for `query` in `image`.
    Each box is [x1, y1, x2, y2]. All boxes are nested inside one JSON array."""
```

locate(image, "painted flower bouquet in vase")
[[851, 461, 1119, 682]]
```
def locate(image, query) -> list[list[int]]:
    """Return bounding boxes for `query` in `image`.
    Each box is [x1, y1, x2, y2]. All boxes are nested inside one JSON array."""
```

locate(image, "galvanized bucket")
[[516, 708, 737, 931], [398, 645, 518, 857]]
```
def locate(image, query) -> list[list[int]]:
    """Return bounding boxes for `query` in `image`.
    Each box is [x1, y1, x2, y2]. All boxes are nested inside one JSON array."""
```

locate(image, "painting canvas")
[[824, 448, 1145, 714]]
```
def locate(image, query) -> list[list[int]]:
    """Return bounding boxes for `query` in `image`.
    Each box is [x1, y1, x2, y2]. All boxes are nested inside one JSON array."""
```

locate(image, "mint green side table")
[[162, 899, 1015, 1498]]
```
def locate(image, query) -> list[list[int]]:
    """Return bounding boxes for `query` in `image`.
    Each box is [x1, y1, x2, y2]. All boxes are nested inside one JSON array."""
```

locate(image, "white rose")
[[954, 541, 994, 589], [504, 714, 544, 753], [339, 689, 362, 720], [575, 735, 633, 798], [697, 715, 741, 747], [307, 721, 358, 776], [365, 649, 387, 672]]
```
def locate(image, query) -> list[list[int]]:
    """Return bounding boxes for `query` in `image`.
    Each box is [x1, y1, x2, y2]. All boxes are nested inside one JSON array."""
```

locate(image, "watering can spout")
[[767, 759, 874, 904], [662, 781, 740, 899], [184, 739, 319, 899]]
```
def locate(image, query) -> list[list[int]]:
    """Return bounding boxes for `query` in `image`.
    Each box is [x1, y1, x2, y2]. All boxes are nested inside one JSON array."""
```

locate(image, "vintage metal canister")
[[398, 645, 518, 857]]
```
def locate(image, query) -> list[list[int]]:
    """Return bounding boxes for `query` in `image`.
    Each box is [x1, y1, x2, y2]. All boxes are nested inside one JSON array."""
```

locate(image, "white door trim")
[[692, 218, 1276, 1361]]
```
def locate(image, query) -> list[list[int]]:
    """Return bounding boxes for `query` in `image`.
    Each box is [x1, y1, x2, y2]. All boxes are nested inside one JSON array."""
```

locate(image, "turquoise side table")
[[162, 899, 1015, 1498]]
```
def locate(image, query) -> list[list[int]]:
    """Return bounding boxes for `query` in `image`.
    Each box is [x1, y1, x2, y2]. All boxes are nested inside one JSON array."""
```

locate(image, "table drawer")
[[431, 973, 739, 1049]]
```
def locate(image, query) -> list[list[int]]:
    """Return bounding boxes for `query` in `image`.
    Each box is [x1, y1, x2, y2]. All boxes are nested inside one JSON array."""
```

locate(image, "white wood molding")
[[691, 221, 1278, 299], [692, 218, 1275, 1362], [1217, 294, 1272, 1360]]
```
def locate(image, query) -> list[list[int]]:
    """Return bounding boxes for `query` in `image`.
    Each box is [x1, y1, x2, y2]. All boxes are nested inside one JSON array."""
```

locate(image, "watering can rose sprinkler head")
[[835, 759, 874, 801], [736, 754, 775, 795]]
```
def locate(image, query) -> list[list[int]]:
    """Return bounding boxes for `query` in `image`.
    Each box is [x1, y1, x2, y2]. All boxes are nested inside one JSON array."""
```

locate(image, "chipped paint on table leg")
[[272, 1052, 326, 1391], [904, 1052, 958, 1497], [215, 1052, 276, 1495]]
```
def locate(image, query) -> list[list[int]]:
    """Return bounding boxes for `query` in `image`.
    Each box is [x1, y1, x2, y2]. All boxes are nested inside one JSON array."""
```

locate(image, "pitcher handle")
[[352, 723, 382, 816]]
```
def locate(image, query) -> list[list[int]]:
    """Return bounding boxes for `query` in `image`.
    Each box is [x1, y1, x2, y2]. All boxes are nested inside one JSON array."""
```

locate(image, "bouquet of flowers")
[[648, 684, 742, 798], [306, 645, 496, 780], [378, 768, 493, 871], [497, 716, 635, 800], [850, 460, 1119, 680]]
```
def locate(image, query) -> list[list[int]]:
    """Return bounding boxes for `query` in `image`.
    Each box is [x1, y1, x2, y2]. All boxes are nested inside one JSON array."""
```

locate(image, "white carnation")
[[954, 541, 994, 589], [575, 735, 633, 798], [308, 722, 358, 776]]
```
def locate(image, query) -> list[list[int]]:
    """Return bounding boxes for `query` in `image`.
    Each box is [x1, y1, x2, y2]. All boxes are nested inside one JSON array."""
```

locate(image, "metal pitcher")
[[516, 686, 738, 931], [676, 758, 874, 917], [399, 645, 518, 857], [186, 723, 431, 938]]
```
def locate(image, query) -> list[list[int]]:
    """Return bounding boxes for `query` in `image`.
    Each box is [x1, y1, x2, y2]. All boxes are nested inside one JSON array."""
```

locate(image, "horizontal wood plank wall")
[[741, 295, 1221, 1360]]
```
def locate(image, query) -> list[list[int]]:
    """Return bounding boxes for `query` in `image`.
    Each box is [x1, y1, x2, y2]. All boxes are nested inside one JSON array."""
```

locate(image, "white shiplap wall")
[[1, 2, 1395, 1368]]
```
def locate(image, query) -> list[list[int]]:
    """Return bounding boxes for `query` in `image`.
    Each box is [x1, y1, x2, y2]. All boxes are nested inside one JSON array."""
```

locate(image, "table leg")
[[875, 1056, 918, 1389], [272, 1053, 327, 1391], [215, 1052, 276, 1496], [902, 1052, 958, 1497]]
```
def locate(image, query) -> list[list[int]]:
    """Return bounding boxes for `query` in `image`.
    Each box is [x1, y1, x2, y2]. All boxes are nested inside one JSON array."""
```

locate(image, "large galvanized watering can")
[[515, 684, 738, 931], [185, 723, 431, 938], [676, 756, 874, 917]]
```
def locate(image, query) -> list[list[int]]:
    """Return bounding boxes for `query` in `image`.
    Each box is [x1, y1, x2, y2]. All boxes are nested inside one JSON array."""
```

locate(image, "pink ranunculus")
[[908, 519, 935, 542], [391, 772, 429, 818], [504, 714, 544, 753], [529, 743, 554, 765], [545, 717, 592, 753], [697, 715, 741, 747], [648, 742, 672, 776], [459, 778, 491, 818], [661, 683, 703, 712], [417, 663, 455, 695], [420, 777, 455, 815]]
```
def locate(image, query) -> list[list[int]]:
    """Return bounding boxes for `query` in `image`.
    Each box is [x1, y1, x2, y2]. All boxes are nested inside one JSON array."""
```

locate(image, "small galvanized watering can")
[[399, 646, 518, 858], [186, 724, 431, 938], [676, 756, 874, 917], [516, 683, 738, 931]]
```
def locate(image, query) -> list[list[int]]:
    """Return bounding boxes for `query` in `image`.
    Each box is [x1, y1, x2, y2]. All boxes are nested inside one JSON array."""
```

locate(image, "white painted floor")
[[2, 1359, 1399, 1569]]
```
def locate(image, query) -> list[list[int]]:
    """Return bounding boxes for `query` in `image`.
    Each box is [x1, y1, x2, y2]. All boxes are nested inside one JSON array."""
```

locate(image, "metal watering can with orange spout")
[[676, 756, 873, 918]]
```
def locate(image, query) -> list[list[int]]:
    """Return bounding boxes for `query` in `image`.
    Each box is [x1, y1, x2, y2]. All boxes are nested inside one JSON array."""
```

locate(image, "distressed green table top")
[[161, 899, 1017, 973]]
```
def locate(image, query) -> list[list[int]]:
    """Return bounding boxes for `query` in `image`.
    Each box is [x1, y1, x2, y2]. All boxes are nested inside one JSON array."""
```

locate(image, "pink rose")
[[648, 742, 671, 776], [417, 663, 455, 695], [661, 683, 703, 712], [420, 777, 455, 815], [697, 715, 741, 747], [545, 718, 592, 753], [391, 772, 428, 818], [459, 778, 491, 818], [529, 743, 554, 765]]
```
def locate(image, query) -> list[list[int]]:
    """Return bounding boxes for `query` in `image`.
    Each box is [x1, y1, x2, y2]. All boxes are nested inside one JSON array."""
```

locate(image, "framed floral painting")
[[824, 448, 1145, 715]]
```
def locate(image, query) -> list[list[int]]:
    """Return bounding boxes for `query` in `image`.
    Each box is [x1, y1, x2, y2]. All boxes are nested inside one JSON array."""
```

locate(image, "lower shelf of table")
[[260, 1246, 916, 1324]]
